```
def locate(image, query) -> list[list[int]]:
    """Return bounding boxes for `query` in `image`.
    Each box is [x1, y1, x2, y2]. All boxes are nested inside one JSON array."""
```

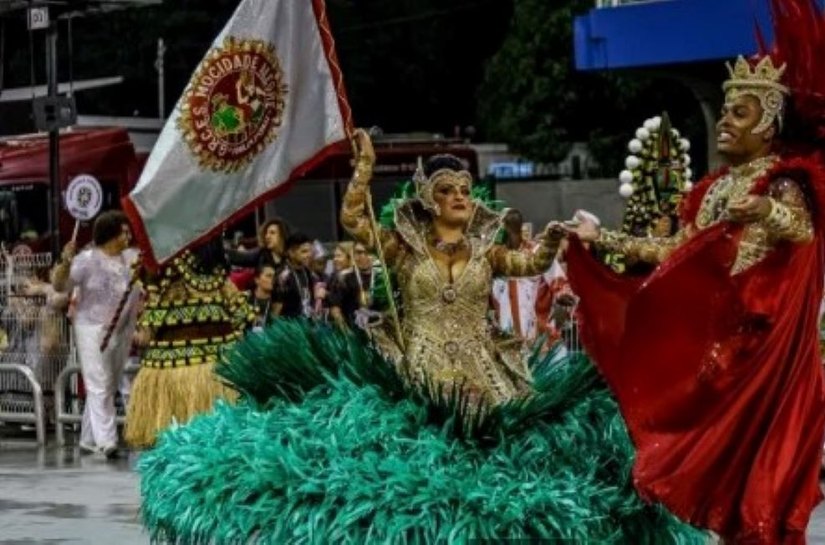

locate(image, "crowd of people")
[[30, 196, 572, 458], [6, 1, 825, 542], [134, 0, 825, 539]]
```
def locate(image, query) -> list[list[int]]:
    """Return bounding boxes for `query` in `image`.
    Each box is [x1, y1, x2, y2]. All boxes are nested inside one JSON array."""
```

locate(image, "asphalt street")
[[0, 437, 823, 545]]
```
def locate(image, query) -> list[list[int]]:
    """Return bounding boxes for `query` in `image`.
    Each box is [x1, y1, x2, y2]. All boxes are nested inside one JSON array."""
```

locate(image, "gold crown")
[[723, 56, 789, 94], [722, 55, 789, 134]]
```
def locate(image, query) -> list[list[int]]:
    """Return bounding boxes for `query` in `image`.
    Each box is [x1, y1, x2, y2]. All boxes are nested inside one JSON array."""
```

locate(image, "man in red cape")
[[564, 1, 825, 543]]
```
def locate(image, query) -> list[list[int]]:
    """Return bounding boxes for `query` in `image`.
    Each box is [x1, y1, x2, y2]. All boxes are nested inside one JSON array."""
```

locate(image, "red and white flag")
[[123, 0, 352, 268]]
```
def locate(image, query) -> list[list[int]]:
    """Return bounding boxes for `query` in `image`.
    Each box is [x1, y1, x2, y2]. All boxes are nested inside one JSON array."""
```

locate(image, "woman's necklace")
[[253, 295, 271, 327], [355, 266, 375, 308], [290, 266, 312, 316], [429, 231, 468, 257], [429, 229, 467, 301]]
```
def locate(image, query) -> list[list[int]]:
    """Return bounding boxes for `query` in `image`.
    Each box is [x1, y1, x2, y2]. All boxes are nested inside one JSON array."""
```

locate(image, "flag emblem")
[[177, 36, 288, 173]]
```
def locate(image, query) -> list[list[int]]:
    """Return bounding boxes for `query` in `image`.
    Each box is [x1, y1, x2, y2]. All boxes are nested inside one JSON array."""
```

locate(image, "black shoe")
[[102, 444, 119, 460]]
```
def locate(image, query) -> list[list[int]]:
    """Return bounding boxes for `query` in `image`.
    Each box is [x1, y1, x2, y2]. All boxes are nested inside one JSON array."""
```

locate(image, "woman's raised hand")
[[352, 128, 376, 170]]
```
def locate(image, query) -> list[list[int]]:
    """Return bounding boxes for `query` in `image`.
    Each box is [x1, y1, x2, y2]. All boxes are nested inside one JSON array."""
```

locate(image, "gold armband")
[[764, 197, 813, 243]]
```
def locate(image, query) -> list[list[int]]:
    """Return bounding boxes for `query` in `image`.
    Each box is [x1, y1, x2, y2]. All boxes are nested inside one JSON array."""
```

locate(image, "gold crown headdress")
[[412, 157, 473, 217], [722, 55, 790, 134]]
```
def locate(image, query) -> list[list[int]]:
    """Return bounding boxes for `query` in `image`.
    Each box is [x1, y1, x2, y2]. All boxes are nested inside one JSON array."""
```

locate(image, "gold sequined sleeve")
[[487, 232, 561, 277], [340, 159, 403, 267], [765, 178, 814, 243], [595, 228, 688, 265]]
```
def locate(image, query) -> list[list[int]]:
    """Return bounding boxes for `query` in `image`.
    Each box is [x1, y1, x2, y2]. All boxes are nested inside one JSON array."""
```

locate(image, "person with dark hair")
[[124, 235, 255, 448], [92, 210, 130, 246], [337, 136, 565, 404], [563, 2, 825, 540], [327, 241, 376, 328], [52, 209, 139, 459], [423, 153, 467, 175], [490, 208, 555, 343], [246, 263, 276, 332], [133, 129, 707, 543], [273, 232, 318, 319], [226, 217, 289, 271]]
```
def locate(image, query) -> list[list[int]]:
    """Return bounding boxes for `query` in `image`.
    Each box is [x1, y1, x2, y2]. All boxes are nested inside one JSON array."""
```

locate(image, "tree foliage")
[[477, 0, 706, 174], [1, 0, 514, 135]]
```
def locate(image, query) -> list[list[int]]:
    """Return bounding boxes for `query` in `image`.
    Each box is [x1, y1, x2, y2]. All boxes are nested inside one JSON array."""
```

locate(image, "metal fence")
[[53, 362, 139, 446], [0, 252, 66, 444]]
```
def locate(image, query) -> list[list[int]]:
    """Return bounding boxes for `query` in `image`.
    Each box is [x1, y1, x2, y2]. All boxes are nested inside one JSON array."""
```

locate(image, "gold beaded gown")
[[341, 188, 557, 407]]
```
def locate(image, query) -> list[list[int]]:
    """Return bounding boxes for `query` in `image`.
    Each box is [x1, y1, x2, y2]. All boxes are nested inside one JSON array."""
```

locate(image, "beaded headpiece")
[[412, 157, 473, 217], [722, 55, 789, 134]]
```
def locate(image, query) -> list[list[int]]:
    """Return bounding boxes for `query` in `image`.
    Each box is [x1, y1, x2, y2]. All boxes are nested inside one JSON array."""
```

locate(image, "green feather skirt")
[[138, 320, 707, 544]]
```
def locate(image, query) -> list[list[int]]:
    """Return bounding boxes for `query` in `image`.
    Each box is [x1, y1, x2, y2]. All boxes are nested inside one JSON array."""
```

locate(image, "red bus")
[[0, 128, 143, 254]]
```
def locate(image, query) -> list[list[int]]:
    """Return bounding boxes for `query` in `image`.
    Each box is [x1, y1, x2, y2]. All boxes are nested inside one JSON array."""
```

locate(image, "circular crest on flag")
[[65, 174, 103, 221], [178, 36, 288, 173]]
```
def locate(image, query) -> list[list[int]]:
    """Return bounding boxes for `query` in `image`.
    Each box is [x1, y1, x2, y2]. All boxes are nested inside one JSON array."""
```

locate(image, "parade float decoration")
[[606, 112, 693, 273]]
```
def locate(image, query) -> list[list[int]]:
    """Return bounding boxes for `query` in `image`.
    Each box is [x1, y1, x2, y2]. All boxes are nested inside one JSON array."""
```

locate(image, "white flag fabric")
[[124, 0, 352, 268]]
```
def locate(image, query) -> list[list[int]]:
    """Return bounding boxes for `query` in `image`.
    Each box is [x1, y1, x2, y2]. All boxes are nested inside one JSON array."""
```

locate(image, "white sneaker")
[[79, 441, 98, 455]]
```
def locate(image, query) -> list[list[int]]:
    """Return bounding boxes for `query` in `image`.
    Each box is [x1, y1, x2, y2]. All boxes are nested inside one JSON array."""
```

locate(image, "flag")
[[123, 0, 353, 269]]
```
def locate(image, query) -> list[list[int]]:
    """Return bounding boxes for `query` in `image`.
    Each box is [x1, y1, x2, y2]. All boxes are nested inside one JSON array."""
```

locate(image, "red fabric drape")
[[567, 160, 825, 544]]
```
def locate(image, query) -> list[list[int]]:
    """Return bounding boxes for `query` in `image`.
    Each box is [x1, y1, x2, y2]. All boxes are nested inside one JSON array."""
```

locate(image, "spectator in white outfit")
[[52, 211, 140, 459]]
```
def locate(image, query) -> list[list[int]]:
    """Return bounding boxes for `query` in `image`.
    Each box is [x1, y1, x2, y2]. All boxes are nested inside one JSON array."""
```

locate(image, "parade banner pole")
[[367, 188, 406, 353], [349, 133, 406, 353]]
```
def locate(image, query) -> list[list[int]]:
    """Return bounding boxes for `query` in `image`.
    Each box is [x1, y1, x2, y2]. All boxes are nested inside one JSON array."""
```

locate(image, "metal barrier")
[[0, 363, 45, 444], [0, 252, 68, 445], [54, 363, 140, 446]]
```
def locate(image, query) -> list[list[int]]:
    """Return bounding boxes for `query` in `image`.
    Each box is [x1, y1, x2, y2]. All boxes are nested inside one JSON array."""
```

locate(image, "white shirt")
[[69, 247, 139, 327]]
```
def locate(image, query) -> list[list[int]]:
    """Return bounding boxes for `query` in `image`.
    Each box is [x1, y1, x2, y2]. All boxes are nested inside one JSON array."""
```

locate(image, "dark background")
[[0, 0, 710, 174]]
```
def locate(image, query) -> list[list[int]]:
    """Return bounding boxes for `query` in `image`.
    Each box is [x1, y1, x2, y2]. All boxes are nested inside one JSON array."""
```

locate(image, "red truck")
[[0, 127, 144, 255]]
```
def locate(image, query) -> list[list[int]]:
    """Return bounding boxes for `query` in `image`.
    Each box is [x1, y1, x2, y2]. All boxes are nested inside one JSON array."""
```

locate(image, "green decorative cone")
[[138, 320, 706, 544]]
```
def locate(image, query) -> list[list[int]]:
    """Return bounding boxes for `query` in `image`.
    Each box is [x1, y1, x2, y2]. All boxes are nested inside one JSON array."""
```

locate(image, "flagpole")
[[350, 133, 406, 353]]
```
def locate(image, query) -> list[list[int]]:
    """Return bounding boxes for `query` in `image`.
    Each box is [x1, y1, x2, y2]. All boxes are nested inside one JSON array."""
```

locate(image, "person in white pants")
[[52, 210, 140, 459]]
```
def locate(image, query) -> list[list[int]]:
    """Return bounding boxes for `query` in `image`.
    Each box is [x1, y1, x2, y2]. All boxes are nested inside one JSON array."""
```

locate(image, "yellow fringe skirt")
[[125, 362, 236, 448]]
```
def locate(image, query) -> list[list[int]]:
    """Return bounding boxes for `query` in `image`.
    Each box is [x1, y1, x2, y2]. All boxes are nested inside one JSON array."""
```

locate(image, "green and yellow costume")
[[124, 251, 255, 448]]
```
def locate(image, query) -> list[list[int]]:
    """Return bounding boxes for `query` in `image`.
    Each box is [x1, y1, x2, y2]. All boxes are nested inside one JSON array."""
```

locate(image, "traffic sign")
[[27, 7, 49, 31]]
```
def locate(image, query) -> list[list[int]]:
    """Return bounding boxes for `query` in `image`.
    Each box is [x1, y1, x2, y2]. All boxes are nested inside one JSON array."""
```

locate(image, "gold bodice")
[[597, 155, 813, 274], [397, 243, 529, 406]]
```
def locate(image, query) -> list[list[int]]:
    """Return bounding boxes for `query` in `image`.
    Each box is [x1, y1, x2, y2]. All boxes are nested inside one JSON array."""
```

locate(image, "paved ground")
[[1, 432, 825, 544], [0, 441, 146, 545]]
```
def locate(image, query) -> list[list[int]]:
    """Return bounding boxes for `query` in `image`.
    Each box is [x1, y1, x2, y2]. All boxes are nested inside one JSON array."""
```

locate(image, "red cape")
[[567, 156, 825, 544]]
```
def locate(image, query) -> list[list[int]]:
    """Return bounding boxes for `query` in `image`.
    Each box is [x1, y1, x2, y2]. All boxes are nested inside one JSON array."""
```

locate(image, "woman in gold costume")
[[341, 129, 561, 406], [135, 132, 707, 545]]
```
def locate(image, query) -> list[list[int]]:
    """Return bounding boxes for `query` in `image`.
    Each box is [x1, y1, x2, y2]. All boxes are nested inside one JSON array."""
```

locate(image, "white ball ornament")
[[619, 183, 634, 198], [651, 116, 662, 130], [643, 118, 656, 131], [684, 167, 693, 180], [684, 181, 694, 191], [679, 138, 691, 152], [636, 127, 651, 141], [682, 155, 691, 166], [619, 170, 634, 184], [671, 128, 680, 139], [625, 155, 641, 169], [628, 139, 643, 153]]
